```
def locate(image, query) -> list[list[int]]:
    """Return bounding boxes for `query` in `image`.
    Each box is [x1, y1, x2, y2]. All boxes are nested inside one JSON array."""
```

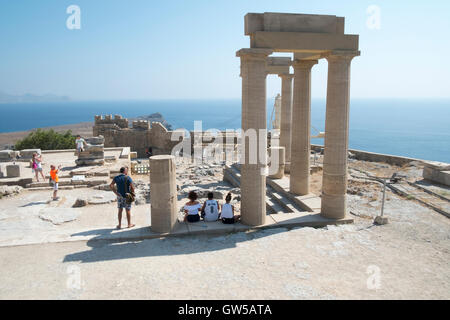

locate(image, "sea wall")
[[310, 144, 426, 167]]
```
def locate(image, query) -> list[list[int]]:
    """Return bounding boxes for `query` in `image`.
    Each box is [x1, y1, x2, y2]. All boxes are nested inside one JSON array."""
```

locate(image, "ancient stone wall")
[[93, 115, 240, 158], [93, 115, 182, 157]]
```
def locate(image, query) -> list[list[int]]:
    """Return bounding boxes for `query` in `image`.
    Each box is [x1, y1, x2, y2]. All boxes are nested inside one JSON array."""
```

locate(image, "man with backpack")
[[110, 166, 135, 229]]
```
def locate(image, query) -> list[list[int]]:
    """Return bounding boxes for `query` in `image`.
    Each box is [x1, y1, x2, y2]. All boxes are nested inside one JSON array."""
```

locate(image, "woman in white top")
[[201, 192, 219, 222], [220, 193, 241, 224], [183, 191, 201, 223]]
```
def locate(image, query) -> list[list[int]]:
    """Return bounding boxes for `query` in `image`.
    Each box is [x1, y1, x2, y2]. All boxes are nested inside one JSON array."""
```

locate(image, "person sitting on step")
[[201, 192, 220, 222], [220, 192, 241, 224], [183, 191, 202, 223]]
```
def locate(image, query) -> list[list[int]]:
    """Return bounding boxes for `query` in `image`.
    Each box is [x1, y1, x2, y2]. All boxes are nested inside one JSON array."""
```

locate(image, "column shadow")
[[63, 225, 289, 264]]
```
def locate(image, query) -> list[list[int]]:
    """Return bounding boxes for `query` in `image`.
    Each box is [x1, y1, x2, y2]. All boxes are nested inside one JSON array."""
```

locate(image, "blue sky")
[[0, 0, 449, 100]]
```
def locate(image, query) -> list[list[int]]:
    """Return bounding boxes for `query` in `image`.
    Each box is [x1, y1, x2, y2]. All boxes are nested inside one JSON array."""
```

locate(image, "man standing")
[[110, 166, 135, 229]]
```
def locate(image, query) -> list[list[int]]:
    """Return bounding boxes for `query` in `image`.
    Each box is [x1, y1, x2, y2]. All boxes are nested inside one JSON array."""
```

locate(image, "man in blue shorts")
[[110, 166, 135, 229]]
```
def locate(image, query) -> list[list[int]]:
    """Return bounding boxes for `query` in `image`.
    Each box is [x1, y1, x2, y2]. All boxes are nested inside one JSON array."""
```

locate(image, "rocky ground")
[[0, 158, 449, 299]]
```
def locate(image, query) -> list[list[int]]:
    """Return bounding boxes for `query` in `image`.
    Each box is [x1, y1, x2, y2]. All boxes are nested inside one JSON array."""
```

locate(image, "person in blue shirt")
[[110, 166, 135, 229]]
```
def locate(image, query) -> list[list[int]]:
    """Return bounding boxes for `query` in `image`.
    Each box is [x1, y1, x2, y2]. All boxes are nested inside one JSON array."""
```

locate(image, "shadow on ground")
[[63, 225, 288, 264]]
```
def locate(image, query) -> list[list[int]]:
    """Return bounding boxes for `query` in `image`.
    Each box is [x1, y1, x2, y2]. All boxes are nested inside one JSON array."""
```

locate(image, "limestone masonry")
[[93, 114, 239, 159]]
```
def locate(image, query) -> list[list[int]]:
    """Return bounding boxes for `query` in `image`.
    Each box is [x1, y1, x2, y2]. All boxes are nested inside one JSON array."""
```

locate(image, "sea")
[[0, 98, 449, 163]]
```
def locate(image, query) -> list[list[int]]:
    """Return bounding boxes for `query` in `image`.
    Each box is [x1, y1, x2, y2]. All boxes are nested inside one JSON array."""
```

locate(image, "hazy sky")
[[0, 0, 449, 100]]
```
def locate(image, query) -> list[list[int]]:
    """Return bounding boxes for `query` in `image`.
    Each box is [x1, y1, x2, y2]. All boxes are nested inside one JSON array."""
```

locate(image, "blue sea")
[[1, 98, 449, 163]]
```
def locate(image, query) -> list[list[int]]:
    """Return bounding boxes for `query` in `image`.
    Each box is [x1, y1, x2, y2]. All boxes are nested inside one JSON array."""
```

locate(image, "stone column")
[[150, 155, 177, 233], [321, 51, 360, 219], [290, 59, 318, 195], [278, 73, 294, 166], [236, 48, 272, 226]]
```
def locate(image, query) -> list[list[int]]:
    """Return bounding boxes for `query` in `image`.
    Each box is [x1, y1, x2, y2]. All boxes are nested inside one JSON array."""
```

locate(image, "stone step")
[[25, 185, 83, 191], [266, 197, 284, 214], [225, 164, 321, 213], [25, 178, 107, 188], [266, 178, 319, 212], [267, 189, 296, 213], [223, 166, 240, 188]]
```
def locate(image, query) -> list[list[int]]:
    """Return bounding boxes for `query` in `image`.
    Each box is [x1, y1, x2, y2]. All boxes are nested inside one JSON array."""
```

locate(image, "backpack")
[[120, 176, 135, 204]]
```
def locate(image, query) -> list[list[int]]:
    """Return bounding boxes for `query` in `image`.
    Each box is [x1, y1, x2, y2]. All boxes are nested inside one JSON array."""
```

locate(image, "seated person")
[[201, 192, 220, 222], [183, 191, 201, 223], [220, 193, 241, 224]]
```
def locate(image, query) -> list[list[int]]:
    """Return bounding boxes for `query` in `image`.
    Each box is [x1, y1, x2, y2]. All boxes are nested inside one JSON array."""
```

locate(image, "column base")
[[284, 162, 291, 173], [320, 193, 347, 219]]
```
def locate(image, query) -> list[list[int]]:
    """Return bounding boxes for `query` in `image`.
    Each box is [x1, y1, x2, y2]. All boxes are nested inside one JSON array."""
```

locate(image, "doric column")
[[321, 50, 360, 219], [236, 48, 272, 226], [278, 73, 294, 165], [290, 59, 318, 195]]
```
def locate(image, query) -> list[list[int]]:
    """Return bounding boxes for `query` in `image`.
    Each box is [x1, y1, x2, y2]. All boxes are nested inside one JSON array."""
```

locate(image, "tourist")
[[110, 166, 135, 229], [201, 192, 220, 222], [49, 164, 61, 200], [183, 191, 202, 223], [220, 193, 240, 224], [75, 135, 86, 155], [32, 153, 45, 182]]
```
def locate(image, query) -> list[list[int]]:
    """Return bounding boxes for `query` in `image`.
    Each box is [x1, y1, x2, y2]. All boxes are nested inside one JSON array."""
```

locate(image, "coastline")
[[0, 122, 94, 148]]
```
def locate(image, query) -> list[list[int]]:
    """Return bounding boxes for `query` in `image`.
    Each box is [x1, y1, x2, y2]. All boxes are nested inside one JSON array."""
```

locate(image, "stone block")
[[73, 198, 88, 208], [20, 149, 41, 159], [0, 150, 20, 161], [75, 159, 105, 166], [85, 145, 104, 153], [374, 216, 389, 225], [120, 147, 131, 159], [86, 136, 105, 145], [245, 12, 344, 35], [6, 164, 21, 177]]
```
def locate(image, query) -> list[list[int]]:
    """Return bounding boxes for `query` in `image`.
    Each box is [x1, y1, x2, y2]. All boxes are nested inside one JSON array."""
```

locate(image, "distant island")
[[0, 91, 70, 104]]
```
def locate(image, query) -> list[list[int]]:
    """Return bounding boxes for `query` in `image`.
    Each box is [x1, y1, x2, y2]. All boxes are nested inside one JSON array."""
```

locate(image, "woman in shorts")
[[183, 191, 202, 223], [32, 153, 45, 182]]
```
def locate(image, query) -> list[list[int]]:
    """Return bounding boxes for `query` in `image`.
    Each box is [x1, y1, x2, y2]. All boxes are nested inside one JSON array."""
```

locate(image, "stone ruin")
[[93, 114, 240, 159], [236, 12, 360, 225], [75, 136, 105, 166], [93, 115, 181, 158]]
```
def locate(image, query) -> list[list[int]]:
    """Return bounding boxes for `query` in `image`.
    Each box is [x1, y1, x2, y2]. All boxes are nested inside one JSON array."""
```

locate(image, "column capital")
[[324, 50, 360, 62], [236, 48, 273, 61], [292, 59, 318, 69], [278, 73, 294, 80]]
